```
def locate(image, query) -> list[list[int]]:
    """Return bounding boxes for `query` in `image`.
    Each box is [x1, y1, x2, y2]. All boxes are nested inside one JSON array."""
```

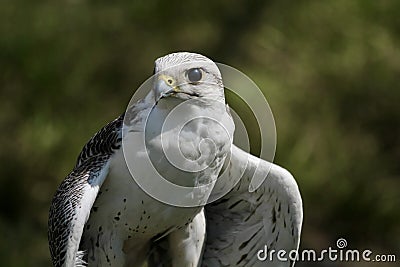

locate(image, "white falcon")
[[48, 52, 303, 267]]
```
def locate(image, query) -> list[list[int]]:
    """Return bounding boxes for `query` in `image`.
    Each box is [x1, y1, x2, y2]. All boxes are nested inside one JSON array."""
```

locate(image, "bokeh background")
[[1, 0, 399, 266]]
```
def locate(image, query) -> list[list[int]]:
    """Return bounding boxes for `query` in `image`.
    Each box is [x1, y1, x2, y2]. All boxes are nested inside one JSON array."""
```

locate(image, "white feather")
[[203, 145, 303, 267], [64, 162, 110, 267]]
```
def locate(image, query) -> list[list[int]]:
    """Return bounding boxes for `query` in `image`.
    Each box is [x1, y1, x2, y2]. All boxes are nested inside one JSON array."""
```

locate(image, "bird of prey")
[[48, 52, 303, 267]]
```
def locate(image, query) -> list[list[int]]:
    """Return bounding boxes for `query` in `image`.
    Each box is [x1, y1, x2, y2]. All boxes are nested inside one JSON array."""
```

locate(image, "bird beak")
[[154, 74, 180, 101]]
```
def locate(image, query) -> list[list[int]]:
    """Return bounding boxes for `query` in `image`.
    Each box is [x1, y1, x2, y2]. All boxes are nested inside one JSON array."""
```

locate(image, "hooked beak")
[[154, 75, 180, 101]]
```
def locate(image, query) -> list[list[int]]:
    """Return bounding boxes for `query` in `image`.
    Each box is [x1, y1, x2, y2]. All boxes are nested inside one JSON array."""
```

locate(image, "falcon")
[[48, 52, 303, 267]]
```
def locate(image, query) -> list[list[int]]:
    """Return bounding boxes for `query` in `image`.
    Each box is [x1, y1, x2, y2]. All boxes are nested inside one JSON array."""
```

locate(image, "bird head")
[[153, 52, 225, 103]]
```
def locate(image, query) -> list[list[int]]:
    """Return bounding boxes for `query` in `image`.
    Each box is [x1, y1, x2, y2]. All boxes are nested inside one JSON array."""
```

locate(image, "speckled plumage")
[[202, 146, 302, 267], [48, 115, 123, 267], [48, 52, 303, 267], [49, 52, 233, 267]]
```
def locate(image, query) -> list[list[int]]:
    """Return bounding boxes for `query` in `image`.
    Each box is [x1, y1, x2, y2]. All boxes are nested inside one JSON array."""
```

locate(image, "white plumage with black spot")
[[48, 52, 302, 267]]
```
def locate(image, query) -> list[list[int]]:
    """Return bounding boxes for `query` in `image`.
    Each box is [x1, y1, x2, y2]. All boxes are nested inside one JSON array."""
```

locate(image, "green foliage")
[[1, 0, 399, 266]]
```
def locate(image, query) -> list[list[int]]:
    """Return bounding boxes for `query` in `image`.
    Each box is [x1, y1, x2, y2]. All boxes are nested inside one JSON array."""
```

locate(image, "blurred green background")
[[1, 0, 399, 266]]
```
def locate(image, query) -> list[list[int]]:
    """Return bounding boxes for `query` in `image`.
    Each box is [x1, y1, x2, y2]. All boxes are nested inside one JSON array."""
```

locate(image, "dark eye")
[[187, 68, 202, 83]]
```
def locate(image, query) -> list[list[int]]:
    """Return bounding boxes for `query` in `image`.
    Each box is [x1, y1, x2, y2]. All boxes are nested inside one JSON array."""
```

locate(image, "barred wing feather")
[[203, 145, 303, 267]]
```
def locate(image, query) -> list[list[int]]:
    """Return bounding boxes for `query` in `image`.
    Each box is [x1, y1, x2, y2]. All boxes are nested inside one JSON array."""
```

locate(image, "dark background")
[[1, 0, 399, 266]]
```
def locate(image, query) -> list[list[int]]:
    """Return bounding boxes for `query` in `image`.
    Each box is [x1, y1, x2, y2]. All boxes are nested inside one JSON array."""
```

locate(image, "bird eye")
[[187, 68, 202, 83]]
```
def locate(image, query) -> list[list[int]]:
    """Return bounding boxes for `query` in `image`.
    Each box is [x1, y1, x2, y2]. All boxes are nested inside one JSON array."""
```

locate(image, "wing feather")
[[48, 114, 123, 267], [203, 145, 303, 267]]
